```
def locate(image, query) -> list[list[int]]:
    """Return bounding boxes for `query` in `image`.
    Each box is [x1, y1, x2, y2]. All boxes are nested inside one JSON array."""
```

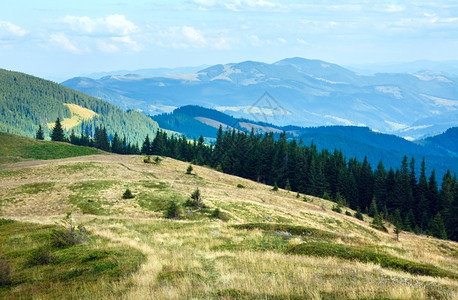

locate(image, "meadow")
[[0, 136, 457, 299]]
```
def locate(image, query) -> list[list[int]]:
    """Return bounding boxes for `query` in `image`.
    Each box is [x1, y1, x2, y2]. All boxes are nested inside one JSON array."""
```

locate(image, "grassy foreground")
[[0, 132, 102, 164], [0, 144, 457, 299]]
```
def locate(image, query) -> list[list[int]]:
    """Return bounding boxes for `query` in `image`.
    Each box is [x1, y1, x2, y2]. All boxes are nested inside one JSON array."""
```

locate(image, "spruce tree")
[[368, 198, 378, 217], [111, 132, 122, 154], [50, 117, 64, 142], [393, 209, 403, 241], [141, 135, 151, 155], [35, 125, 44, 140], [285, 179, 291, 192], [430, 213, 447, 239]]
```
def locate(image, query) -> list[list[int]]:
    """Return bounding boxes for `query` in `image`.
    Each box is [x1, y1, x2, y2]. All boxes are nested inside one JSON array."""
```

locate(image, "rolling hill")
[[0, 69, 159, 146], [62, 57, 458, 139], [0, 136, 457, 299]]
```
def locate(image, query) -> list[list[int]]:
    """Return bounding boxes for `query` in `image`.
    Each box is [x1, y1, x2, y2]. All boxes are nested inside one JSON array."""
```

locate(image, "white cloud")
[[0, 20, 27, 39], [59, 14, 137, 36], [182, 26, 206, 45], [277, 37, 286, 44], [50, 33, 81, 53], [297, 38, 308, 45], [193, 0, 278, 11], [97, 40, 119, 53], [111, 36, 141, 51]]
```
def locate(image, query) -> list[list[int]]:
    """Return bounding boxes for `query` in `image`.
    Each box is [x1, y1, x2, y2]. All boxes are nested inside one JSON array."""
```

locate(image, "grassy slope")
[[0, 132, 102, 164], [0, 148, 457, 298]]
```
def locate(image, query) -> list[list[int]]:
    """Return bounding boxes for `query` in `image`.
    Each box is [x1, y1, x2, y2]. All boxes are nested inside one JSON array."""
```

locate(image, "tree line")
[[44, 118, 140, 154], [43, 121, 457, 241]]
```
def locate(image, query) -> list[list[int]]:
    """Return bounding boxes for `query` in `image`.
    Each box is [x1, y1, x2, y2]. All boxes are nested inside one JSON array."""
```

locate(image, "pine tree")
[[368, 198, 378, 217], [430, 213, 447, 239], [141, 135, 151, 155], [272, 182, 279, 191], [35, 125, 44, 140], [393, 209, 403, 241], [285, 179, 291, 192], [355, 206, 364, 221], [50, 117, 64, 142], [111, 132, 122, 154]]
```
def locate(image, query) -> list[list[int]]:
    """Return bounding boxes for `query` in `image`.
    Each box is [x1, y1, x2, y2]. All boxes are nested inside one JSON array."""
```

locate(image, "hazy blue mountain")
[[62, 57, 458, 139], [81, 65, 209, 79], [152, 105, 458, 181], [348, 60, 458, 76]]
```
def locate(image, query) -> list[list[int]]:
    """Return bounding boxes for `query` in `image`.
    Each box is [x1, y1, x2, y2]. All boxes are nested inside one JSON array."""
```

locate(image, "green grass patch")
[[15, 182, 55, 194], [232, 223, 337, 240], [0, 132, 102, 163], [68, 180, 119, 215], [139, 181, 169, 189], [287, 241, 457, 279], [136, 191, 184, 212], [0, 219, 145, 299]]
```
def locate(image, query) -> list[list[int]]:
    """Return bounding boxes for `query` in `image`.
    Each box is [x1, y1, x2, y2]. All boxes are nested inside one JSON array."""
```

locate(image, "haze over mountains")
[[63, 57, 458, 140]]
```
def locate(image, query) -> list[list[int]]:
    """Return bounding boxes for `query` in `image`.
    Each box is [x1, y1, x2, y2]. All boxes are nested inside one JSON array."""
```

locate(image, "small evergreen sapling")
[[35, 125, 44, 140], [186, 164, 194, 175], [355, 206, 364, 221], [122, 188, 134, 199], [165, 201, 180, 219], [272, 182, 279, 191], [393, 209, 403, 241]]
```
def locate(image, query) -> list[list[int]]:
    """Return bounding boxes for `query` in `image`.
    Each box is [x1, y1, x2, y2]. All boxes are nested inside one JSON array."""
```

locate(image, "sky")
[[1, 0, 458, 81]]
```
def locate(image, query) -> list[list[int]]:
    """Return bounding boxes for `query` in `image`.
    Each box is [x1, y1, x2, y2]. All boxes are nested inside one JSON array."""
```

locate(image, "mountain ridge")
[[62, 57, 458, 140]]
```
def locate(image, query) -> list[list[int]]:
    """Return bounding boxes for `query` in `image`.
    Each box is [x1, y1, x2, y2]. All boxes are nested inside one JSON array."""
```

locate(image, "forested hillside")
[[0, 69, 159, 145], [153, 105, 458, 182]]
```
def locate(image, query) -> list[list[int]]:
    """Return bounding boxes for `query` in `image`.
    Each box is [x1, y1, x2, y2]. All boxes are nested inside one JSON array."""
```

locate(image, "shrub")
[[154, 156, 161, 163], [143, 155, 151, 163], [322, 192, 331, 201], [0, 258, 11, 286], [164, 201, 180, 219], [186, 165, 193, 175], [50, 212, 87, 248], [345, 211, 352, 216], [26, 247, 53, 266], [211, 208, 227, 221], [122, 188, 134, 199], [296, 192, 300, 198], [236, 184, 245, 188], [331, 204, 342, 213], [371, 212, 388, 232], [185, 188, 203, 208], [355, 206, 364, 221]]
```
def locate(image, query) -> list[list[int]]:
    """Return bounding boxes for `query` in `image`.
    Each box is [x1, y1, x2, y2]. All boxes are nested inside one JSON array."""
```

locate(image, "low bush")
[[164, 201, 180, 219], [0, 258, 11, 286], [236, 184, 245, 188], [25, 247, 53, 266]]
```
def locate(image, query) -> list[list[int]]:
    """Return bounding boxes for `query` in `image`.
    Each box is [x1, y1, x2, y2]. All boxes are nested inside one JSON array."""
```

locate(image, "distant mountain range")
[[153, 105, 458, 181], [62, 57, 458, 140]]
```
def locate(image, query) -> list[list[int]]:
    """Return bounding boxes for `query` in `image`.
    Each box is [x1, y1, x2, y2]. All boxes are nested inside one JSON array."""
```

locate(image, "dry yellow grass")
[[1, 154, 457, 299], [47, 103, 98, 130]]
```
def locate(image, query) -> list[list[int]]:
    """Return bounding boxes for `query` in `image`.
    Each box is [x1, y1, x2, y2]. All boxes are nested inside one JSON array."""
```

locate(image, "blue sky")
[[1, 0, 457, 81]]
